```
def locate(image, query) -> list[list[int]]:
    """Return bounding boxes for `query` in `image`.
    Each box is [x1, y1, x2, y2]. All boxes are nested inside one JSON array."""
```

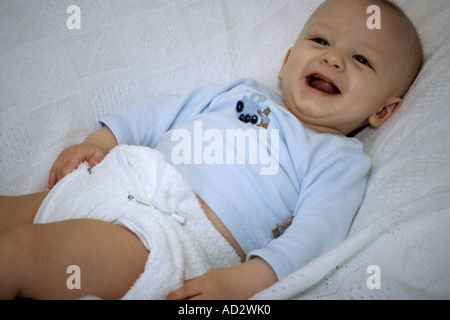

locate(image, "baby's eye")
[[353, 55, 371, 67], [311, 38, 329, 46]]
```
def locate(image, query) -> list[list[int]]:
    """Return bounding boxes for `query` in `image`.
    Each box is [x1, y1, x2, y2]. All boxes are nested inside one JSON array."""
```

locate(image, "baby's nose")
[[320, 50, 345, 71]]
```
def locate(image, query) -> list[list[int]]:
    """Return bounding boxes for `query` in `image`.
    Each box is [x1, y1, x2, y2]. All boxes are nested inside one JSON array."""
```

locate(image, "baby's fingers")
[[48, 164, 58, 189], [165, 279, 202, 300], [48, 157, 77, 189], [48, 147, 84, 189], [48, 156, 66, 189], [87, 151, 106, 168]]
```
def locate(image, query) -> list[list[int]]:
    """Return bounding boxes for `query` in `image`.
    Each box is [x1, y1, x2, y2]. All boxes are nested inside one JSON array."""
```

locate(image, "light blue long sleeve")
[[100, 78, 371, 280]]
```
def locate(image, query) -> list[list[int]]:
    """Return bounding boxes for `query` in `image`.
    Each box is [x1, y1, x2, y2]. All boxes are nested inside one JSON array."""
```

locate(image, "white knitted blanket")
[[1, 0, 449, 299]]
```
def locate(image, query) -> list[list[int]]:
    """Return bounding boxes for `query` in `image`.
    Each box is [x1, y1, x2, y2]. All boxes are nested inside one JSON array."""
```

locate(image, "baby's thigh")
[[0, 192, 48, 230], [10, 219, 149, 299]]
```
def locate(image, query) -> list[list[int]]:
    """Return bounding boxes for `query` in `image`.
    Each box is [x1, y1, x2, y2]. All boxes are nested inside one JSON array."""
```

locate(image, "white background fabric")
[[1, 0, 449, 299]]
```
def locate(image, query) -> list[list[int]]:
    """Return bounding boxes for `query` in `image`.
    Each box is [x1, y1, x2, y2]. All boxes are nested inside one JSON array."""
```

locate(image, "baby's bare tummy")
[[196, 196, 245, 262]]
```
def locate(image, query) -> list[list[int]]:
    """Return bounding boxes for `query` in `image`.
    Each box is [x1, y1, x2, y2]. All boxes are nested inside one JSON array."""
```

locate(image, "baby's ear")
[[278, 48, 292, 80], [368, 97, 402, 128]]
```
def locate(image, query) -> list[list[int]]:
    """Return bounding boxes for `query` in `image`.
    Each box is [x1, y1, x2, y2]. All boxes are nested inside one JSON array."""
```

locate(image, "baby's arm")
[[166, 257, 277, 300], [48, 126, 118, 189]]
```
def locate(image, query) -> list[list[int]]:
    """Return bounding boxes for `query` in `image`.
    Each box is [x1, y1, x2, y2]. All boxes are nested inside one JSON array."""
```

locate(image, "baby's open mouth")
[[307, 74, 341, 95]]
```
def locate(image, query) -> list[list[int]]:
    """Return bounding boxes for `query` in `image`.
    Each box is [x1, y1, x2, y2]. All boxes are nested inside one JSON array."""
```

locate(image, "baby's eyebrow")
[[307, 21, 333, 32], [359, 40, 381, 54], [358, 40, 384, 65]]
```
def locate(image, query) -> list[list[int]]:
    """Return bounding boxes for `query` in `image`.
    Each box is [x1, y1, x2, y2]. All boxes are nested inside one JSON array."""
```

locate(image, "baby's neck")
[[280, 102, 344, 136]]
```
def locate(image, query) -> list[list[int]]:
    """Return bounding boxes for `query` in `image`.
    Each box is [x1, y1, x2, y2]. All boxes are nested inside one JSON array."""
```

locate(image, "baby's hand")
[[48, 142, 108, 189], [165, 258, 277, 300], [48, 126, 118, 189], [166, 268, 248, 300]]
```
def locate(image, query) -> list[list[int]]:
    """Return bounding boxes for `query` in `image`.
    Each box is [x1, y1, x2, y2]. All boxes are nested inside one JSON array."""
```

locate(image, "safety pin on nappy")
[[127, 195, 187, 225]]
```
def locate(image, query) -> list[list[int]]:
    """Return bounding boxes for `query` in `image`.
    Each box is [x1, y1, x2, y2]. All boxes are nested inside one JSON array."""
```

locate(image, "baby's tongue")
[[309, 78, 338, 94]]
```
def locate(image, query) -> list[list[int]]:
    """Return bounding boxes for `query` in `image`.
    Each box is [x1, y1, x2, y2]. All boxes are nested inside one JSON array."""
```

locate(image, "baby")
[[0, 0, 422, 300]]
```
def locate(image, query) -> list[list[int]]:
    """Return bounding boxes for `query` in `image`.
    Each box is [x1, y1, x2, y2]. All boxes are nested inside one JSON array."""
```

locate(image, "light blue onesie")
[[101, 78, 371, 280]]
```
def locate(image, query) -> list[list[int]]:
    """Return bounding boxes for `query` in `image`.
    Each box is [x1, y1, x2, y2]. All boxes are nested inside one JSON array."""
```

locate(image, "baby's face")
[[279, 0, 410, 135]]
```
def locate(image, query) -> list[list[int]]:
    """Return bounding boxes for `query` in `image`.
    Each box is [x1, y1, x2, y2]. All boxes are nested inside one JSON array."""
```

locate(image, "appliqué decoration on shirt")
[[272, 214, 294, 239], [235, 93, 271, 129]]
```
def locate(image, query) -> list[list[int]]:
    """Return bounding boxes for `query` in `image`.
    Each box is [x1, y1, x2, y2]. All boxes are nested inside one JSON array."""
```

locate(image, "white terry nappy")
[[34, 145, 241, 299]]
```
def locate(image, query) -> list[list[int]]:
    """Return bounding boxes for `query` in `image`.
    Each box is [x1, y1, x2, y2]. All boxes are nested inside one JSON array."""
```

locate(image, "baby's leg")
[[0, 218, 148, 299], [0, 192, 48, 230]]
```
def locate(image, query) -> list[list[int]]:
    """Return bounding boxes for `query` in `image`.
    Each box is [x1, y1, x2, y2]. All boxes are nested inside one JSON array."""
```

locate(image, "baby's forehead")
[[304, 1, 413, 53], [308, 0, 404, 30]]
